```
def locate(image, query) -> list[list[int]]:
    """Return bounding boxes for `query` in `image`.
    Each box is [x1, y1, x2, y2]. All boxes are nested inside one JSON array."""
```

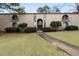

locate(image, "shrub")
[[5, 27, 20, 33], [24, 27, 36, 33], [50, 21, 61, 30], [18, 23, 27, 29], [18, 23, 27, 32], [50, 21, 61, 28], [43, 27, 57, 32], [43, 27, 52, 32], [65, 25, 78, 31]]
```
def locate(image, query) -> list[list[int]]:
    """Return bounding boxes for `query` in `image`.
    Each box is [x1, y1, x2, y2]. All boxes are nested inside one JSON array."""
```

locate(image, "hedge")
[[18, 23, 28, 32], [43, 27, 58, 32], [50, 21, 61, 28], [65, 25, 78, 31], [24, 27, 36, 33], [18, 23, 27, 29], [5, 27, 20, 33]]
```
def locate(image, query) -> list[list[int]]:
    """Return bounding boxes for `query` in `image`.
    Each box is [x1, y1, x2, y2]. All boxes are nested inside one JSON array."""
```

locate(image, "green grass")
[[0, 33, 67, 56], [46, 31, 79, 47]]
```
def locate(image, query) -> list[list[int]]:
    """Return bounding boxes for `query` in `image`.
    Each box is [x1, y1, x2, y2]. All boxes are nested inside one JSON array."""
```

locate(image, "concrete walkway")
[[37, 31, 79, 56]]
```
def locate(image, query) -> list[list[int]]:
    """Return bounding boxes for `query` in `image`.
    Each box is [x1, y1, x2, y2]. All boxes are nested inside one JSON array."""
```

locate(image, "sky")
[[0, 3, 77, 13], [20, 3, 77, 13]]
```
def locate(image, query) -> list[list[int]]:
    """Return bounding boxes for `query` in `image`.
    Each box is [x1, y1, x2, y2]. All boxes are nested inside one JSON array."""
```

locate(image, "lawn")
[[0, 33, 67, 56], [46, 31, 79, 47]]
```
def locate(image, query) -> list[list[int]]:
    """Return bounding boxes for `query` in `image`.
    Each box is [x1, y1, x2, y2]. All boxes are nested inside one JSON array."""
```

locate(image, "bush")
[[18, 23, 27, 29], [18, 23, 27, 32], [43, 27, 57, 32], [50, 21, 61, 30], [50, 21, 61, 28], [24, 27, 36, 33], [65, 25, 78, 31], [43, 27, 52, 32], [5, 27, 20, 33]]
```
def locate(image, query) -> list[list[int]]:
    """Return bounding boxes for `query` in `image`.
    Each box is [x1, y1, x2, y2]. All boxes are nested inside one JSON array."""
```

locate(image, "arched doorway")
[[37, 19, 43, 30]]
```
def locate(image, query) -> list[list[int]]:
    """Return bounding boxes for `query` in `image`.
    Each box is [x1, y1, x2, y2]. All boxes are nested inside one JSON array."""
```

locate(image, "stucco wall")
[[46, 14, 79, 27], [0, 15, 11, 31], [69, 14, 79, 27], [0, 13, 79, 31]]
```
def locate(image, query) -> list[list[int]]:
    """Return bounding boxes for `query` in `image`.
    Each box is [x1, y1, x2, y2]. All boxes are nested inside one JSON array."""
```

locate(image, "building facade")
[[0, 13, 79, 31]]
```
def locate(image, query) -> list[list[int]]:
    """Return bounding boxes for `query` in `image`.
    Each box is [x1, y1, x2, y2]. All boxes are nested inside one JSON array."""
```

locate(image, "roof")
[[0, 13, 79, 15]]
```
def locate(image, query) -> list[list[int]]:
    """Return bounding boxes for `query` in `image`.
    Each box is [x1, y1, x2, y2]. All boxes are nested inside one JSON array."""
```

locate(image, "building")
[[0, 13, 79, 31]]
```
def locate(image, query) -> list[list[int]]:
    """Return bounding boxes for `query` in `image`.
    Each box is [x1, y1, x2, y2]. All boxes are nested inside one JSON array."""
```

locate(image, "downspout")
[[33, 14, 37, 30], [44, 14, 46, 27]]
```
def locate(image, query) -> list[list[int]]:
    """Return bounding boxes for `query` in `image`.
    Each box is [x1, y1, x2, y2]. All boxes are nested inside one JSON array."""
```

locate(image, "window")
[[12, 15, 18, 27], [12, 22, 17, 27], [12, 15, 18, 20], [62, 15, 69, 27], [62, 15, 69, 21]]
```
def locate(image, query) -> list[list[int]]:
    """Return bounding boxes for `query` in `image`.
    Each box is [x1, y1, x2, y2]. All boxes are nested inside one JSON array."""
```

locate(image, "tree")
[[37, 5, 61, 13], [0, 3, 25, 13], [14, 7, 25, 13], [75, 3, 79, 13], [52, 6, 60, 13], [43, 5, 50, 13], [61, 3, 79, 13], [37, 5, 50, 13], [68, 3, 79, 13], [37, 7, 43, 13]]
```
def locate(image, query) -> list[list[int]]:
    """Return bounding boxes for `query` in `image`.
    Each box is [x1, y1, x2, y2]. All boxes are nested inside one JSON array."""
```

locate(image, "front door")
[[37, 19, 43, 30]]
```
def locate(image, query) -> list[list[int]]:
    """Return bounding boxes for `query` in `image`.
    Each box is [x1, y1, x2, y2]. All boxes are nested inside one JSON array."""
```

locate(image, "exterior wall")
[[35, 14, 45, 27], [0, 14, 35, 31], [0, 15, 11, 31], [18, 14, 34, 27], [46, 14, 62, 27], [69, 14, 79, 27], [0, 13, 79, 31], [46, 14, 79, 27]]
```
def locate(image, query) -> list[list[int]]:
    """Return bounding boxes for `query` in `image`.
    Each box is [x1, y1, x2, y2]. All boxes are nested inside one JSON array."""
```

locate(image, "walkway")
[[37, 31, 79, 56]]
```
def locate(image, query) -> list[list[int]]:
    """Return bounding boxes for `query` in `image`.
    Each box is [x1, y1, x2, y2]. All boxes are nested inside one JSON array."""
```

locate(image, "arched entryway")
[[37, 19, 43, 30]]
